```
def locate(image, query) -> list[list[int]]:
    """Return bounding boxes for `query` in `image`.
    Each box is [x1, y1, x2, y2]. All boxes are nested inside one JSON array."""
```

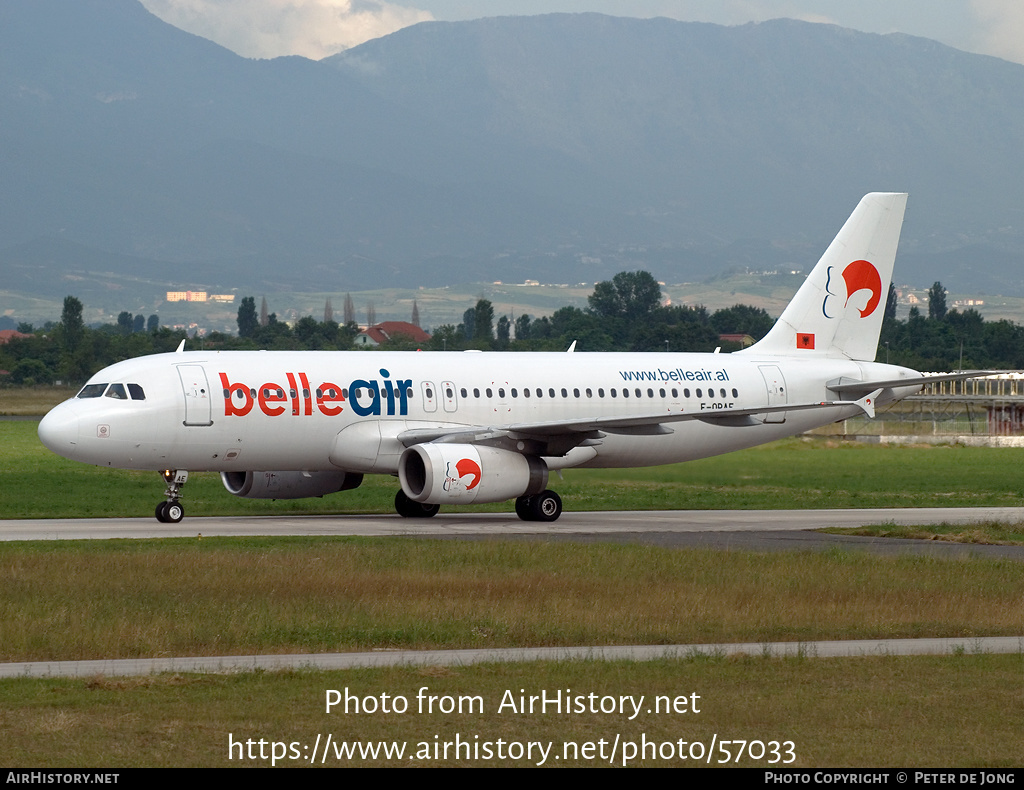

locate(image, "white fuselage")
[[38, 349, 922, 474]]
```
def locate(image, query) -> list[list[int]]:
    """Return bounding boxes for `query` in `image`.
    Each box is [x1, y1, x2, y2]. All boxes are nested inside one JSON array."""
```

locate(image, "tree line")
[[3, 275, 1023, 387]]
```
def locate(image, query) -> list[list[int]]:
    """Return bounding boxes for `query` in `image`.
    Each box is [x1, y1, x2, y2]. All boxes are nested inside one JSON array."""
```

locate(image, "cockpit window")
[[127, 383, 146, 400], [104, 383, 128, 400], [77, 383, 108, 399]]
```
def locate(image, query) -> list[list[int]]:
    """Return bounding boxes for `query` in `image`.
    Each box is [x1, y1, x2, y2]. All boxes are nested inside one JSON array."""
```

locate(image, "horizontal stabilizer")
[[826, 371, 996, 396]]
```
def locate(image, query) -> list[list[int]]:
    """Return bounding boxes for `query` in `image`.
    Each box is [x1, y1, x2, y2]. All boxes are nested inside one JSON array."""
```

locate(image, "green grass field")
[[4, 537, 1023, 662]]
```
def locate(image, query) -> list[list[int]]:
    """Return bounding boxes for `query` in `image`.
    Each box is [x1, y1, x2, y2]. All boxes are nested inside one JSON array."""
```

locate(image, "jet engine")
[[398, 443, 547, 505], [221, 470, 363, 499]]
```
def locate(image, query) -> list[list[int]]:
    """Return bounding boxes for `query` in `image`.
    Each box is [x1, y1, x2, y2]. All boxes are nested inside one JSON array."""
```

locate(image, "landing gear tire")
[[156, 501, 184, 523], [516, 490, 562, 522], [395, 490, 440, 519], [529, 489, 562, 522]]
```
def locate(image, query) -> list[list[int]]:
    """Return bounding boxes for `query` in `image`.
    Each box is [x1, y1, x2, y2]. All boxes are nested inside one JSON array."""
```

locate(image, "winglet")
[[175, 339, 186, 353]]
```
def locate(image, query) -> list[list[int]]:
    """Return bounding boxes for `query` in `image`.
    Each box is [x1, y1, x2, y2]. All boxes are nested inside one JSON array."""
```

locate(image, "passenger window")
[[104, 383, 127, 400], [127, 383, 146, 400], [77, 383, 107, 398]]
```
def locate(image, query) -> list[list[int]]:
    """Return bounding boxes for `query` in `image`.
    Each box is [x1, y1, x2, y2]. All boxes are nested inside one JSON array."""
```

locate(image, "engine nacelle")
[[221, 470, 363, 499], [398, 444, 548, 505]]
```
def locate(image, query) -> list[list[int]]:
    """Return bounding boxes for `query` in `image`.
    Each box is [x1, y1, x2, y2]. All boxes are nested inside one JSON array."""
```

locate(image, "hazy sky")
[[139, 1, 1024, 64]]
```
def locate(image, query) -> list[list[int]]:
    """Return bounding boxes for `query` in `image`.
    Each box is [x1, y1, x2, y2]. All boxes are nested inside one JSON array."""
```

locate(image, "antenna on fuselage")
[[566, 341, 577, 353], [175, 339, 186, 353]]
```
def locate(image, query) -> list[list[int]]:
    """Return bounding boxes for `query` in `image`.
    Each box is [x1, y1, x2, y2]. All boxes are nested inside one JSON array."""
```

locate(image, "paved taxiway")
[[3, 507, 1024, 561], [4, 506, 1024, 539]]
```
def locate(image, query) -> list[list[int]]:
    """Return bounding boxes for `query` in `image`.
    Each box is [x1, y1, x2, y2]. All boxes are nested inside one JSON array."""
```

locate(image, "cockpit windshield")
[[76, 382, 146, 400], [77, 383, 107, 398]]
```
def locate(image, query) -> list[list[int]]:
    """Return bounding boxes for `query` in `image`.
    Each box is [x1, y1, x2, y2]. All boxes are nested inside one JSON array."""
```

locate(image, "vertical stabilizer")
[[740, 192, 908, 361]]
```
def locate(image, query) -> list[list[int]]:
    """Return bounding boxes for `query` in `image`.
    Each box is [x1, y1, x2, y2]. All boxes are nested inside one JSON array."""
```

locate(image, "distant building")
[[166, 291, 209, 302], [355, 321, 431, 347], [718, 333, 755, 348], [210, 294, 236, 303], [0, 329, 31, 345]]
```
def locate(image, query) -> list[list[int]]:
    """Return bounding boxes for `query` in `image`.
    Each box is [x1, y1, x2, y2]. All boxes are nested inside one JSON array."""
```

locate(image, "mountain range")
[[3, 0, 1024, 314]]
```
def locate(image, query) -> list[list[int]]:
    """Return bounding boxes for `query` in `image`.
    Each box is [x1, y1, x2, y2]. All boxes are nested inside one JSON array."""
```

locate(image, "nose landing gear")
[[156, 469, 188, 523]]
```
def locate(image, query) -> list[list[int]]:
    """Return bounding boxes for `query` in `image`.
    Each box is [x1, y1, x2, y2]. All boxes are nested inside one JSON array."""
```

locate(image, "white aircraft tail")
[[740, 192, 908, 362]]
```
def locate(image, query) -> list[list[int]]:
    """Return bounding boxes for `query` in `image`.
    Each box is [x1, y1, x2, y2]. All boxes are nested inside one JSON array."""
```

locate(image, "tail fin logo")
[[822, 260, 882, 319]]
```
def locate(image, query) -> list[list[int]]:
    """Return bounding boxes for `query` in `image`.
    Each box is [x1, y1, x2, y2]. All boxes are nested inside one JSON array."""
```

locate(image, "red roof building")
[[355, 321, 431, 347], [0, 330, 32, 345]]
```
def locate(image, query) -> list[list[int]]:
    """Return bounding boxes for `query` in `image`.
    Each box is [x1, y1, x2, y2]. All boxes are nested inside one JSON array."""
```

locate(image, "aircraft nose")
[[38, 401, 82, 457]]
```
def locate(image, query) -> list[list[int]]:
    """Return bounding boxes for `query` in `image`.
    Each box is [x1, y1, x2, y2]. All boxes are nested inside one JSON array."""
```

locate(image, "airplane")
[[37, 192, 980, 523]]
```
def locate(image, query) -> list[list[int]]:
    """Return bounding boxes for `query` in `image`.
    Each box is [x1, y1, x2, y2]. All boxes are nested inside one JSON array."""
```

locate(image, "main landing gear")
[[515, 490, 562, 522], [394, 489, 440, 518], [392, 488, 563, 521], [156, 469, 188, 523]]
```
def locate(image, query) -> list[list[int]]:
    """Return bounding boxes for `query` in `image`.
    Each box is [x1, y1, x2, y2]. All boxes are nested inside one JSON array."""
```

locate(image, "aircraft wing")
[[396, 393, 879, 453]]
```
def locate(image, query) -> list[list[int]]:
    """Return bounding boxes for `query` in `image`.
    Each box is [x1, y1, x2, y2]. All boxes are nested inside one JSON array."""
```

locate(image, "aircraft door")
[[178, 364, 213, 426], [758, 365, 788, 424], [421, 381, 437, 413], [441, 380, 458, 413]]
